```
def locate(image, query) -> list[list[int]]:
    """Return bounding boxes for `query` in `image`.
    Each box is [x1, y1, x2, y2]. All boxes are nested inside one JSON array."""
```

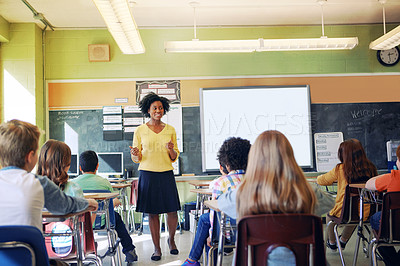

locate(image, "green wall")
[[0, 23, 45, 135], [0, 15, 9, 42], [45, 24, 400, 80]]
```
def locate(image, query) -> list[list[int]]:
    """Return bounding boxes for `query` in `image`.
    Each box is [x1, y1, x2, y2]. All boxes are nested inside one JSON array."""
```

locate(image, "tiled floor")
[[95, 225, 384, 266]]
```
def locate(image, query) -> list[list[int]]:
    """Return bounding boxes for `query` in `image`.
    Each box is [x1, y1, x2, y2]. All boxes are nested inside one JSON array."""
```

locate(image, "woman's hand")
[[130, 146, 142, 162], [166, 140, 177, 161], [166, 140, 174, 151]]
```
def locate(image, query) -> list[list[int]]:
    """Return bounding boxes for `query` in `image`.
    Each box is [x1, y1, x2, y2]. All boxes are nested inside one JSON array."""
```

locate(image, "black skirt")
[[136, 170, 181, 214]]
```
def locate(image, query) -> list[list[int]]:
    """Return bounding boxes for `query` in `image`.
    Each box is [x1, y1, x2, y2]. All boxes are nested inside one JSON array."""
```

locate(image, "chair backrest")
[[337, 185, 363, 224], [235, 214, 326, 266], [83, 189, 116, 227], [43, 212, 96, 259], [377, 191, 400, 242], [0, 225, 50, 266]]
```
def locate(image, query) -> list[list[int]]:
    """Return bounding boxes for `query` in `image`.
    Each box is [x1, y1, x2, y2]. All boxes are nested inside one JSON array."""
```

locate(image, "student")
[[0, 119, 98, 232], [72, 150, 138, 264], [366, 144, 400, 266], [37, 139, 83, 197], [182, 137, 251, 266], [236, 130, 316, 265], [317, 138, 377, 251], [37, 139, 84, 254]]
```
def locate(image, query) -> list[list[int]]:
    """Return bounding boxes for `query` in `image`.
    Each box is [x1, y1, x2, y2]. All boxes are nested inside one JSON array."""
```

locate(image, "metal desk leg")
[[194, 185, 200, 236], [121, 187, 129, 230], [73, 216, 84, 266], [353, 189, 365, 266], [216, 212, 226, 266], [105, 199, 123, 266]]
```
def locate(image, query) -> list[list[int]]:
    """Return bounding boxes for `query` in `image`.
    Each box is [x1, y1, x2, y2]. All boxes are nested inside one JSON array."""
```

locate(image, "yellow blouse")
[[317, 164, 369, 219], [132, 123, 179, 172]]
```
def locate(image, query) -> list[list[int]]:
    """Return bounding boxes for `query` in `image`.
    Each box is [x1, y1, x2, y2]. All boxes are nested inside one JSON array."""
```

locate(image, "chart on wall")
[[136, 80, 180, 104]]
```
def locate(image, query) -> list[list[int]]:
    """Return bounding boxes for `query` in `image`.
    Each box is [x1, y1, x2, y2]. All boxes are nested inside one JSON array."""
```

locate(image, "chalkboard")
[[312, 102, 400, 170], [49, 102, 400, 175], [49, 107, 204, 176]]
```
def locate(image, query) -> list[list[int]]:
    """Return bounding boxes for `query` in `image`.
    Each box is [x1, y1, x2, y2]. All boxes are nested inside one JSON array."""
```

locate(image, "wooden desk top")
[[108, 178, 133, 184], [83, 192, 119, 200], [112, 183, 131, 189], [188, 180, 212, 187], [42, 209, 88, 219], [190, 188, 212, 195], [349, 183, 366, 189], [204, 200, 220, 212]]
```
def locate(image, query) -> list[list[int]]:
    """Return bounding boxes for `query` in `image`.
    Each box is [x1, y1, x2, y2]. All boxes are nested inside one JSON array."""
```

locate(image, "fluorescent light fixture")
[[370, 0, 400, 50], [165, 39, 259, 53], [165, 37, 358, 53], [370, 25, 400, 50], [258, 37, 358, 51], [92, 0, 145, 54], [164, 0, 358, 53]]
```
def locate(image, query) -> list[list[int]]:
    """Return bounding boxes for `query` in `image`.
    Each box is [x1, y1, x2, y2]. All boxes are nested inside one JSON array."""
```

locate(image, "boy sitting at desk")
[[72, 150, 138, 264], [366, 144, 400, 266], [182, 137, 251, 266], [0, 119, 98, 231]]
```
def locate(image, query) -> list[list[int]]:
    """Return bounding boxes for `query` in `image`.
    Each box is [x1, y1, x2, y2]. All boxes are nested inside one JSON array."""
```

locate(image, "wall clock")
[[377, 47, 400, 66]]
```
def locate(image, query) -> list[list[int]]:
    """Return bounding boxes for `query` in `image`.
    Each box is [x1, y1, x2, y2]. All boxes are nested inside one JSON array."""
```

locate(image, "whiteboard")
[[200, 86, 313, 172]]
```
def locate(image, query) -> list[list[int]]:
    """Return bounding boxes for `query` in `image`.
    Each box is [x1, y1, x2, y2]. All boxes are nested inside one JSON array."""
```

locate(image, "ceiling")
[[1, 0, 400, 30]]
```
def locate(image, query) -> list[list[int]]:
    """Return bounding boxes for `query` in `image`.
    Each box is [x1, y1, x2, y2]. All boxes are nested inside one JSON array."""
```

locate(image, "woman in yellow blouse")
[[130, 92, 180, 261], [317, 139, 377, 251]]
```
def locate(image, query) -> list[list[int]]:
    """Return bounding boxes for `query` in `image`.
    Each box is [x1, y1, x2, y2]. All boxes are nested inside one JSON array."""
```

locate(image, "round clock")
[[377, 47, 400, 66]]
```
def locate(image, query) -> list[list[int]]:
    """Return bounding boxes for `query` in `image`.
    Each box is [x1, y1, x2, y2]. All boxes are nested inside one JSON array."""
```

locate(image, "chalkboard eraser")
[[182, 173, 195, 176]]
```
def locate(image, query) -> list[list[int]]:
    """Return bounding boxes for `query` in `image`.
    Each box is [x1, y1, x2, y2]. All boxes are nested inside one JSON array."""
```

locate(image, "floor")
[[94, 224, 385, 266]]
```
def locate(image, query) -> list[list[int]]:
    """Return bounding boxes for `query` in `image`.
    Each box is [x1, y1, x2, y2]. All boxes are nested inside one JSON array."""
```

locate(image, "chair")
[[43, 212, 102, 265], [327, 184, 378, 266], [235, 214, 326, 266], [370, 192, 400, 266], [0, 225, 50, 266]]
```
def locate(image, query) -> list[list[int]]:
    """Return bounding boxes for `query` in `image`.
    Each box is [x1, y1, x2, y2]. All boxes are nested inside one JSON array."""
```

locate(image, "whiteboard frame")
[[200, 85, 313, 172]]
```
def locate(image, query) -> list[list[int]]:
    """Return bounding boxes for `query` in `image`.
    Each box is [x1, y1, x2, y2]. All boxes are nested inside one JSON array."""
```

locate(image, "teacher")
[[130, 92, 180, 261]]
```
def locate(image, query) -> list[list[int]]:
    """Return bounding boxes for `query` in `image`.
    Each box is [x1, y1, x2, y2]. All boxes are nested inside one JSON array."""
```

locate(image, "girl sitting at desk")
[[236, 130, 316, 265], [317, 138, 377, 251], [37, 139, 84, 255]]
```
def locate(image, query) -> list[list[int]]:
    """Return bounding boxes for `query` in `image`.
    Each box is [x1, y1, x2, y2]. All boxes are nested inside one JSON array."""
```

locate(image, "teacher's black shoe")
[[167, 238, 179, 255], [151, 252, 162, 261]]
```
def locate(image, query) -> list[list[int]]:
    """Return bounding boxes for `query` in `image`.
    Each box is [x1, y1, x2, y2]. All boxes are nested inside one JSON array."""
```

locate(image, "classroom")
[[1, 0, 400, 265]]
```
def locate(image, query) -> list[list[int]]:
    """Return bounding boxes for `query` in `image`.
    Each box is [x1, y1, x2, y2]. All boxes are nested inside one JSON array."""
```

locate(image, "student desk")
[[84, 192, 122, 266], [112, 183, 132, 228], [190, 188, 212, 236], [42, 210, 89, 266]]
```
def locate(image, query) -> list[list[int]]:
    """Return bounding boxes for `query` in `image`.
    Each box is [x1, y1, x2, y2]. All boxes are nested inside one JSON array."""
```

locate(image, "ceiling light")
[[164, 0, 358, 53], [92, 0, 145, 54], [165, 39, 259, 53], [258, 37, 358, 51], [370, 0, 400, 50]]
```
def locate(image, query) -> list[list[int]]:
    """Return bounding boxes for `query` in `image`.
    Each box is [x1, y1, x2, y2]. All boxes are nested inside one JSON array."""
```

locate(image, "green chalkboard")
[[311, 102, 400, 170], [50, 102, 400, 175], [49, 107, 204, 176]]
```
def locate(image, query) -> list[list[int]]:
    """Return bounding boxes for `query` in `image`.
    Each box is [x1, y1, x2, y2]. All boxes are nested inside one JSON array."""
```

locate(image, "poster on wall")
[[136, 80, 180, 104], [314, 132, 343, 172]]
